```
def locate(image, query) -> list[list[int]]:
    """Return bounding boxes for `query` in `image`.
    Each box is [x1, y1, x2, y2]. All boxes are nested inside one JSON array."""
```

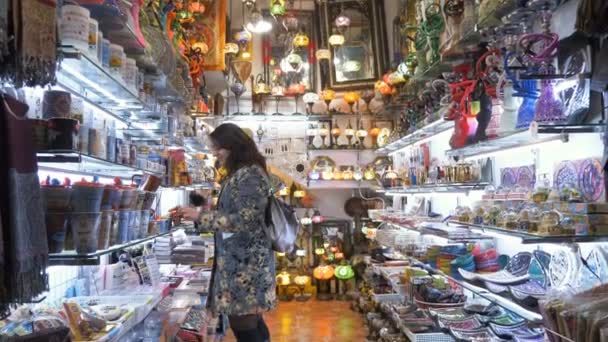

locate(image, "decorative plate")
[[581, 246, 608, 288], [527, 255, 548, 287], [578, 158, 604, 202], [553, 161, 578, 191], [500, 168, 517, 188], [309, 156, 336, 170], [429, 307, 468, 319], [438, 316, 482, 330], [505, 252, 533, 276], [459, 269, 530, 285], [549, 248, 579, 289], [516, 165, 536, 189], [484, 281, 509, 294], [450, 327, 508, 342], [485, 312, 525, 326], [490, 322, 545, 339], [509, 280, 546, 299]]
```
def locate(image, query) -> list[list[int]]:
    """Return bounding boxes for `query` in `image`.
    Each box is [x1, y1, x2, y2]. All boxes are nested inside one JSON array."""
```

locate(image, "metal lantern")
[[328, 33, 345, 46], [286, 53, 303, 70]]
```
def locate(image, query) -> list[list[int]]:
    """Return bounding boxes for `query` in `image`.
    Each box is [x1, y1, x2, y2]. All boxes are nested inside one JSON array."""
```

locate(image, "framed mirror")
[[262, 10, 318, 92], [318, 0, 388, 90]]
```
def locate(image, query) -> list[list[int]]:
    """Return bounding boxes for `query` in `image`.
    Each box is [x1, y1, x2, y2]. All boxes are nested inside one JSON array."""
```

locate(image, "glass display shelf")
[[197, 113, 394, 122], [536, 123, 606, 134], [377, 119, 454, 154], [384, 221, 494, 243], [448, 220, 608, 244], [384, 182, 490, 195], [306, 179, 377, 189], [47, 227, 187, 266], [37, 150, 164, 178], [444, 129, 564, 159], [412, 60, 456, 82], [57, 46, 144, 110], [307, 148, 375, 153]]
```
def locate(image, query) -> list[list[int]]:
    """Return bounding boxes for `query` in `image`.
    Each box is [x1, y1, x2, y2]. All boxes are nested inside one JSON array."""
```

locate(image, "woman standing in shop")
[[179, 123, 275, 342]]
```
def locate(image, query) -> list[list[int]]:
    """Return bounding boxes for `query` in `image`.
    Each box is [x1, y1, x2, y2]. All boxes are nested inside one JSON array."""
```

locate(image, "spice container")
[[88, 18, 99, 60], [59, 5, 90, 52], [71, 212, 101, 254], [101, 39, 111, 68], [124, 58, 138, 91], [109, 44, 125, 75]]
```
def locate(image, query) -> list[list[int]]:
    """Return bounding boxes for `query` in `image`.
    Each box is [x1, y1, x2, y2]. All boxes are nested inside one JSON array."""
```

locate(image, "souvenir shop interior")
[[0, 0, 607, 341]]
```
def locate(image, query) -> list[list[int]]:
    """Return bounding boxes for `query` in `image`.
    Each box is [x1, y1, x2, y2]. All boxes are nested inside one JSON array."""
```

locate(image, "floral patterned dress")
[[198, 164, 277, 316]]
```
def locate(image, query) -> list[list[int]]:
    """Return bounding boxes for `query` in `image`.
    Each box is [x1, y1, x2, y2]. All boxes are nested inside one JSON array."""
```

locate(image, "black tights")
[[228, 314, 270, 342]]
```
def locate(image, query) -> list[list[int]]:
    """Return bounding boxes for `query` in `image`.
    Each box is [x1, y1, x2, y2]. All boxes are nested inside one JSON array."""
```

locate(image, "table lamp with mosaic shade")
[[334, 262, 355, 300], [313, 262, 335, 300]]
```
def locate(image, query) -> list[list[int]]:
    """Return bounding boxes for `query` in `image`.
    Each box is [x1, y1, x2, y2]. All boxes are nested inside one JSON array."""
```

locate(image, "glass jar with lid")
[[539, 210, 562, 235]]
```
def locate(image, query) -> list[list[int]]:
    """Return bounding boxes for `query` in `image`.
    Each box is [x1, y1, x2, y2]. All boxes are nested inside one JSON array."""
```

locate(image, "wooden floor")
[[223, 299, 368, 342]]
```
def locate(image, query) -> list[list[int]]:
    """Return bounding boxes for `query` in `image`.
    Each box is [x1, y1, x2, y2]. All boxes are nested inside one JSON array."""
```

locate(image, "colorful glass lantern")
[[343, 92, 360, 105], [188, 1, 205, 13], [335, 252, 345, 260], [356, 123, 368, 148], [234, 30, 252, 45], [343, 61, 362, 73], [282, 11, 299, 32], [312, 209, 324, 223], [328, 33, 345, 46], [364, 167, 376, 181], [269, 0, 286, 16], [333, 169, 343, 180], [353, 166, 363, 181], [329, 246, 338, 253], [293, 33, 310, 48], [276, 252, 286, 257], [309, 169, 321, 180], [286, 53, 303, 70], [287, 83, 305, 95], [335, 265, 355, 280], [293, 275, 310, 286], [301, 216, 313, 225], [276, 271, 291, 286], [318, 123, 329, 147], [295, 249, 307, 257], [315, 248, 326, 255], [321, 89, 336, 102], [294, 190, 306, 198], [271, 85, 285, 96], [375, 81, 392, 96], [246, 7, 272, 33], [389, 71, 406, 85], [331, 125, 341, 142], [369, 124, 381, 140], [316, 49, 331, 60], [278, 187, 289, 197], [303, 92, 320, 115], [344, 122, 355, 147], [342, 167, 354, 180], [313, 265, 335, 280]]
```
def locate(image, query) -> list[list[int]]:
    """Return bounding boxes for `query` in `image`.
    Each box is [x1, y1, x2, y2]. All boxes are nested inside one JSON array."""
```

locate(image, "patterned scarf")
[[0, 93, 48, 314], [7, 0, 57, 87]]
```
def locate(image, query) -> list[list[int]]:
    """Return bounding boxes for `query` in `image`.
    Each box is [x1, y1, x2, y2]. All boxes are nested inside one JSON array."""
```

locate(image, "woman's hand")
[[178, 207, 200, 221]]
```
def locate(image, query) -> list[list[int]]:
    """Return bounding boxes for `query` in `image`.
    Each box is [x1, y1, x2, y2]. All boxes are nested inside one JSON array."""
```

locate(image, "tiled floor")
[[223, 300, 368, 342]]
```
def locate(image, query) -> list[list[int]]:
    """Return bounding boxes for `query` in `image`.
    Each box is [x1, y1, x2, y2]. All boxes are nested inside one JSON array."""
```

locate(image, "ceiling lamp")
[[270, 0, 286, 17], [224, 42, 239, 55], [246, 6, 272, 33], [303, 92, 319, 114], [282, 11, 299, 32], [328, 32, 345, 46], [316, 49, 331, 61], [293, 32, 310, 48], [242, 0, 256, 10], [188, 0, 205, 14]]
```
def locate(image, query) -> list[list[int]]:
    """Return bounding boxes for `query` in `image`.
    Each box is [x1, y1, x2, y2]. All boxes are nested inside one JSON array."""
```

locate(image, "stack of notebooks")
[[153, 236, 175, 264]]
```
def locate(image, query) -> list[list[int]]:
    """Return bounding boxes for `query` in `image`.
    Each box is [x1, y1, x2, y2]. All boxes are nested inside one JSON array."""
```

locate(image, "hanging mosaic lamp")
[[293, 32, 310, 48], [312, 209, 324, 223], [316, 49, 331, 61], [287, 53, 303, 70], [315, 247, 326, 255], [335, 12, 351, 32], [343, 60, 362, 73], [246, 6, 272, 33], [343, 92, 360, 105], [293, 275, 310, 286], [276, 271, 291, 286], [270, 0, 286, 17], [294, 189, 306, 198], [283, 11, 299, 32], [321, 89, 336, 104]]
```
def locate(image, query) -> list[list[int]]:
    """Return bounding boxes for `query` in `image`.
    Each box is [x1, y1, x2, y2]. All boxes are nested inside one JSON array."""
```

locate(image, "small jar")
[[101, 39, 111, 68], [59, 5, 90, 52], [109, 44, 124, 74], [88, 18, 99, 60], [124, 58, 138, 91]]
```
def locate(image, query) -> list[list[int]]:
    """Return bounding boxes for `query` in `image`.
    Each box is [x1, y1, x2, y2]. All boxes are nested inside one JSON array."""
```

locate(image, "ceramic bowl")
[[438, 316, 482, 330]]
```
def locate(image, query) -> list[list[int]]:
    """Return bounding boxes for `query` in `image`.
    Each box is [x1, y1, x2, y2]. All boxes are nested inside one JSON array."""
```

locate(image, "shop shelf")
[[385, 221, 494, 243], [448, 220, 608, 244], [37, 150, 164, 179], [536, 123, 606, 134], [444, 129, 564, 159], [306, 179, 377, 189], [47, 227, 187, 266], [412, 60, 456, 82], [307, 148, 375, 153], [57, 46, 144, 110], [383, 182, 490, 195], [376, 119, 455, 154]]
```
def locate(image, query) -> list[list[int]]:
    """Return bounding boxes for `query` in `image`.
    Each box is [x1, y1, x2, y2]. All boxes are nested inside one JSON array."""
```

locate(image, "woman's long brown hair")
[[209, 123, 267, 176]]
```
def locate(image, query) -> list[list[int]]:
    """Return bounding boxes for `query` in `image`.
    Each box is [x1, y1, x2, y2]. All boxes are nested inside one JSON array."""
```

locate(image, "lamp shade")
[[224, 42, 239, 55], [234, 30, 252, 44], [343, 91, 360, 105], [295, 249, 307, 257], [356, 128, 368, 139], [321, 89, 336, 101], [397, 61, 409, 76], [313, 265, 335, 280], [293, 275, 310, 286], [303, 92, 319, 104], [293, 190, 306, 198], [278, 187, 289, 197], [269, 0, 286, 16], [287, 83, 305, 95], [314, 247, 326, 255], [312, 209, 324, 223], [309, 169, 321, 180], [316, 49, 331, 60], [276, 271, 291, 286], [321, 168, 334, 180], [271, 85, 284, 96], [333, 169, 343, 180], [328, 34, 345, 46], [335, 14, 351, 29], [369, 125, 381, 139], [389, 71, 406, 85], [375, 81, 392, 95], [335, 265, 355, 280], [301, 216, 313, 225], [364, 167, 376, 180]]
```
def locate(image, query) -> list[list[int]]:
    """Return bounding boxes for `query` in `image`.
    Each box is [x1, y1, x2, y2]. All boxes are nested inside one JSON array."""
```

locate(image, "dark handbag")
[[264, 194, 299, 253]]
